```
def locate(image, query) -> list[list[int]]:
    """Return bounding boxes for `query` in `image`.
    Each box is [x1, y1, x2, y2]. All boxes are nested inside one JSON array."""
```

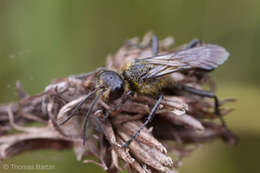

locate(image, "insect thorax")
[[122, 63, 170, 96]]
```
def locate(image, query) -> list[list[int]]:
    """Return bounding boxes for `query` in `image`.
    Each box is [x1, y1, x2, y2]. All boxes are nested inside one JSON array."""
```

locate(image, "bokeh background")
[[0, 0, 259, 173]]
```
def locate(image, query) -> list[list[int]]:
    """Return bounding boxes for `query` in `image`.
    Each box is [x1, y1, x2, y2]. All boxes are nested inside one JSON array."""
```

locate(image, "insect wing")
[[138, 44, 229, 79]]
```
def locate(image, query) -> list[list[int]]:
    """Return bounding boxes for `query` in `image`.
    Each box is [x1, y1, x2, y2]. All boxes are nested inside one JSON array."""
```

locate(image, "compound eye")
[[99, 71, 125, 101]]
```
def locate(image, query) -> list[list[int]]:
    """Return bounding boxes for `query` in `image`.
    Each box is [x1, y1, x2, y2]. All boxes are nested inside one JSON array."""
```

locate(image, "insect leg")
[[152, 35, 159, 56], [123, 94, 163, 147], [184, 38, 201, 50], [58, 89, 98, 126], [182, 85, 239, 144], [180, 85, 226, 127], [82, 90, 104, 145], [102, 91, 134, 121]]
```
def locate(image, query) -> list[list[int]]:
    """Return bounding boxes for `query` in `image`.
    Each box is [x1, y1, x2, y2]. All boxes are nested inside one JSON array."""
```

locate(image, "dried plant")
[[0, 33, 237, 173]]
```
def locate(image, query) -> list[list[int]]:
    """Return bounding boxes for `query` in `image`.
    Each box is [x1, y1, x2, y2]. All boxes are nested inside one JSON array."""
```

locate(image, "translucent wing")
[[136, 44, 229, 79]]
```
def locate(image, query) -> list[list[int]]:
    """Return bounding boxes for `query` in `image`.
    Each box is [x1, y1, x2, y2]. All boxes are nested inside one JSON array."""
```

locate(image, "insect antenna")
[[58, 88, 98, 126], [82, 89, 104, 145]]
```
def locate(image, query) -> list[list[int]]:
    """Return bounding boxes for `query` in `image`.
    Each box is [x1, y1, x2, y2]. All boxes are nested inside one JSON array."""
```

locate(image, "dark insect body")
[[59, 36, 232, 146]]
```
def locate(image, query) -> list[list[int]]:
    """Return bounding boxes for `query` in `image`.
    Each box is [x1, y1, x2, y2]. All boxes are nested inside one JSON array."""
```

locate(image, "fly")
[[59, 36, 232, 147]]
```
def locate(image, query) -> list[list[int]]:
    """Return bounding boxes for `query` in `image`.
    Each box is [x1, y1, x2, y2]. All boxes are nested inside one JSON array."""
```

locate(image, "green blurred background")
[[0, 0, 259, 173]]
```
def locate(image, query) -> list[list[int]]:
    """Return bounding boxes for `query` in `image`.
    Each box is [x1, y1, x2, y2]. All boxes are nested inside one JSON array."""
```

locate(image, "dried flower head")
[[0, 33, 237, 173]]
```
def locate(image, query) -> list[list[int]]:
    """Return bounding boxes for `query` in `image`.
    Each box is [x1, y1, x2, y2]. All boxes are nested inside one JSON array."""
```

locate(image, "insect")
[[59, 36, 231, 147]]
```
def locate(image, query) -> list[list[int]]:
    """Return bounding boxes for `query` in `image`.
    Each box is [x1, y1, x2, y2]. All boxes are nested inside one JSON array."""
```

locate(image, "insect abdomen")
[[136, 78, 169, 96]]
